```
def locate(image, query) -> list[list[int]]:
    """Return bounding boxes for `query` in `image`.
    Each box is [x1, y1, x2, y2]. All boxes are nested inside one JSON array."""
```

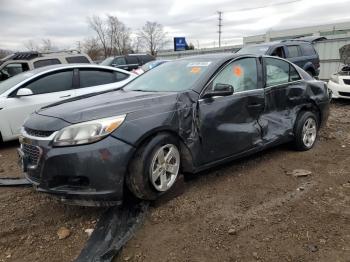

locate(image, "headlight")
[[330, 74, 339, 84], [53, 115, 126, 146]]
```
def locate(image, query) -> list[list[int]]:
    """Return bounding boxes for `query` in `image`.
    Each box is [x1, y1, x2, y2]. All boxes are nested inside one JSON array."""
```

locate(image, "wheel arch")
[[130, 129, 195, 174], [296, 101, 322, 129]]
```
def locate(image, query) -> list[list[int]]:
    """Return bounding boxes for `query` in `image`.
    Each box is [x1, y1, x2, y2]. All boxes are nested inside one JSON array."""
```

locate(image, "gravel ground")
[[0, 101, 349, 262]]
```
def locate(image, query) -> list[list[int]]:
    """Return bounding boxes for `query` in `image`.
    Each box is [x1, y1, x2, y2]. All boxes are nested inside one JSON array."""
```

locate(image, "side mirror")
[[111, 63, 117, 67], [202, 83, 234, 99], [16, 88, 33, 97]]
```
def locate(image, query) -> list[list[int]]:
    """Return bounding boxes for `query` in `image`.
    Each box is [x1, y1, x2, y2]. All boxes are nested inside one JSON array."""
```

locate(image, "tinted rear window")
[[66, 56, 90, 63], [79, 69, 115, 88], [300, 44, 316, 56], [127, 56, 139, 64], [286, 46, 300, 58], [34, 59, 61, 68]]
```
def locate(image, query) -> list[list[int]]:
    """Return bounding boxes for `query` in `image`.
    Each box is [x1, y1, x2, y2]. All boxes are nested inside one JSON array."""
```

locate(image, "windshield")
[[237, 45, 270, 55], [100, 57, 114, 66], [0, 71, 33, 95], [141, 60, 166, 72], [124, 59, 213, 92]]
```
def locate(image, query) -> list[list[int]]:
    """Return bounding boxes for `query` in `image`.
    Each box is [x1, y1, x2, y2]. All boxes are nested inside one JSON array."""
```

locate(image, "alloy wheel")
[[302, 117, 317, 148], [149, 144, 180, 192]]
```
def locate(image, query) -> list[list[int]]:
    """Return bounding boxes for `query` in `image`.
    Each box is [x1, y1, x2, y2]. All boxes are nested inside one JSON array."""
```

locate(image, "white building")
[[244, 21, 350, 45]]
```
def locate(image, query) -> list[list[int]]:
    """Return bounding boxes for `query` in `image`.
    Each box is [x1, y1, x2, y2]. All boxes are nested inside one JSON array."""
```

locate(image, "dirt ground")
[[0, 101, 349, 262]]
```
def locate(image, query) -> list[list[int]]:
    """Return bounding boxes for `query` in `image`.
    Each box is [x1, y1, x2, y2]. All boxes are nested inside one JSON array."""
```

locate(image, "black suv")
[[238, 38, 321, 77], [101, 54, 154, 71]]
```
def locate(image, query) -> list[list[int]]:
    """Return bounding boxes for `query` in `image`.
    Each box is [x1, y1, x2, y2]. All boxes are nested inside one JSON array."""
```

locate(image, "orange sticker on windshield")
[[233, 66, 243, 77], [190, 67, 201, 74]]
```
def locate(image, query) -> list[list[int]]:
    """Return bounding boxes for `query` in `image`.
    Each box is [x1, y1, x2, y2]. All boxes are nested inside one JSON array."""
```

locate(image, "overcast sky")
[[1, 0, 350, 51]]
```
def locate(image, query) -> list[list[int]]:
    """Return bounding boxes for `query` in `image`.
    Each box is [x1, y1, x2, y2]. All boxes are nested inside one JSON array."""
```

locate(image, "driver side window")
[[212, 58, 258, 93]]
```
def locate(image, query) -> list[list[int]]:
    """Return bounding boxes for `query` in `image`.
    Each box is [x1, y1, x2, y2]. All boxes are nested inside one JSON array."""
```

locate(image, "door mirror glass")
[[16, 88, 33, 97], [203, 83, 234, 98]]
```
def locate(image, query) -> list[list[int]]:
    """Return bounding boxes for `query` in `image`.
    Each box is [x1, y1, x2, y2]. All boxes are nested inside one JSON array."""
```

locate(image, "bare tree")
[[82, 37, 102, 61], [24, 40, 39, 51], [88, 15, 131, 58], [0, 49, 12, 59], [24, 39, 58, 52], [41, 39, 54, 52], [88, 15, 110, 58], [137, 21, 167, 56], [131, 36, 142, 53], [106, 15, 131, 55]]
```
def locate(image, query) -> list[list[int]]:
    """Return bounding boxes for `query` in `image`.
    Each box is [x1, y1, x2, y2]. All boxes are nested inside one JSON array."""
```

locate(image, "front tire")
[[126, 133, 181, 200], [294, 111, 318, 151]]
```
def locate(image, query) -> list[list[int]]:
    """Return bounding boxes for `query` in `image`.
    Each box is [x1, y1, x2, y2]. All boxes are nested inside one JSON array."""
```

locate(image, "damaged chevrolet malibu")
[[19, 53, 330, 206]]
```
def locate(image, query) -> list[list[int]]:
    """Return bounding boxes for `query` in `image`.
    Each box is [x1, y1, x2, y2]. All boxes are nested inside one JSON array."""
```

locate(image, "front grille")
[[342, 79, 350, 85], [22, 144, 42, 167], [24, 127, 54, 138], [339, 91, 350, 97]]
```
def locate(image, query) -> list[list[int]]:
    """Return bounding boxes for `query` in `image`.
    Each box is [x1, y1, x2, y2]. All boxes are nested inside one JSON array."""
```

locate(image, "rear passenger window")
[[265, 58, 301, 87], [33, 59, 61, 68], [113, 57, 126, 66], [300, 44, 316, 56], [286, 46, 300, 58], [79, 69, 115, 88], [66, 56, 90, 63], [127, 56, 139, 65], [24, 70, 73, 94], [115, 72, 129, 81]]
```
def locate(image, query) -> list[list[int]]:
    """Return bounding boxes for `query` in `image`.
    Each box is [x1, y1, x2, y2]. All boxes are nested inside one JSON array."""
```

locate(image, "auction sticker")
[[190, 67, 201, 73], [187, 62, 211, 67]]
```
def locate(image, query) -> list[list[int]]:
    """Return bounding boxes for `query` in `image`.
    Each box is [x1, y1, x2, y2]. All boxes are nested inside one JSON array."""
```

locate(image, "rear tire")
[[294, 111, 318, 151], [126, 133, 181, 200]]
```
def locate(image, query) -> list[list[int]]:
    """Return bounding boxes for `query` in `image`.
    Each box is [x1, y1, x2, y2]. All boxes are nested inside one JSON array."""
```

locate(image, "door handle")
[[59, 95, 71, 98], [247, 103, 263, 109]]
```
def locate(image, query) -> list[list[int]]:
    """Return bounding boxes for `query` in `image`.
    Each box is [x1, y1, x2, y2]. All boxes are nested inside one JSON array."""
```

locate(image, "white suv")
[[0, 64, 136, 142], [0, 50, 92, 81]]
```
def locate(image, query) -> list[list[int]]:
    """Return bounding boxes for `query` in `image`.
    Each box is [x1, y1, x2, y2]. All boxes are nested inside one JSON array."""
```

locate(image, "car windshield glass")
[[0, 71, 33, 94], [124, 59, 213, 92], [141, 61, 164, 72], [100, 57, 114, 66], [237, 45, 270, 55]]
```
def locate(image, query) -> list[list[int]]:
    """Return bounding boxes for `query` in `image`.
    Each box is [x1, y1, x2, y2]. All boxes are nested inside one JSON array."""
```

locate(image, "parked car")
[[132, 60, 169, 75], [328, 65, 350, 99], [237, 39, 321, 77], [0, 50, 92, 81], [328, 43, 350, 99], [0, 64, 136, 142], [19, 54, 330, 206], [101, 54, 154, 71]]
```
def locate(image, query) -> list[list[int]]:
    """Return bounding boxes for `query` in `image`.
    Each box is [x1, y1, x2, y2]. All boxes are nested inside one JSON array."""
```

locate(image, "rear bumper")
[[327, 80, 350, 99], [21, 135, 135, 206]]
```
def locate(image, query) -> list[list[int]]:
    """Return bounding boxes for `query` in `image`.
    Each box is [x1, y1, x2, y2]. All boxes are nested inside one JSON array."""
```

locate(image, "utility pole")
[[217, 11, 223, 48]]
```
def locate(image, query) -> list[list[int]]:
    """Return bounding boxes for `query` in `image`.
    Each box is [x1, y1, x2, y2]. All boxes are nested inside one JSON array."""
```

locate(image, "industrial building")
[[243, 21, 350, 45]]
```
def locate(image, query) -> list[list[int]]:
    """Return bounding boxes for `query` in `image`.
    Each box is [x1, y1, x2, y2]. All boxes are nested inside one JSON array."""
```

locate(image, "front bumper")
[[327, 80, 350, 99], [20, 134, 135, 206]]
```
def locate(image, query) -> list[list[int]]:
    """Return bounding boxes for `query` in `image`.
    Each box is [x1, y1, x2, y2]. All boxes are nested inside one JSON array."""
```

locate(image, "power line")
[[166, 0, 302, 27], [217, 11, 223, 48]]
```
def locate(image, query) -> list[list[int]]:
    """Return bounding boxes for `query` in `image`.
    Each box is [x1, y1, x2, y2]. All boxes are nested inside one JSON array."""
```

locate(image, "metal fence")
[[157, 37, 350, 80], [314, 37, 350, 80]]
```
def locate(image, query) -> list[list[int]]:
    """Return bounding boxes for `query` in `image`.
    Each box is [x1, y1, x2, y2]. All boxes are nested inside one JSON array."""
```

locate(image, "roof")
[[16, 64, 132, 77], [177, 52, 240, 61]]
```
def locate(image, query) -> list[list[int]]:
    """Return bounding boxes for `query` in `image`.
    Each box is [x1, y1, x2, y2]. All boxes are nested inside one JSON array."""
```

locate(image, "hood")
[[36, 89, 179, 124]]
